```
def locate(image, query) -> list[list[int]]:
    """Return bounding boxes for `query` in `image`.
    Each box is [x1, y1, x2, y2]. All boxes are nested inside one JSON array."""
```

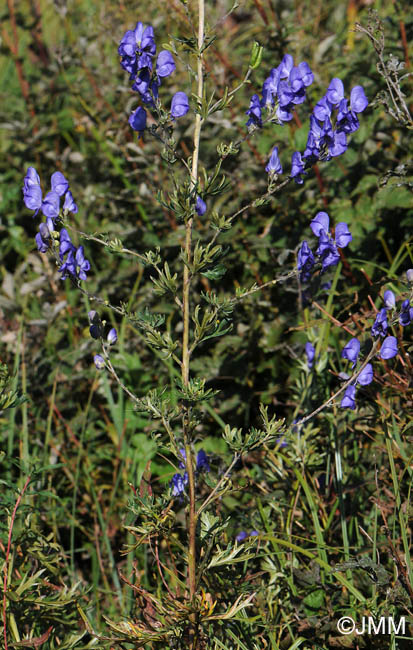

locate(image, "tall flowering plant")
[[20, 3, 413, 648]]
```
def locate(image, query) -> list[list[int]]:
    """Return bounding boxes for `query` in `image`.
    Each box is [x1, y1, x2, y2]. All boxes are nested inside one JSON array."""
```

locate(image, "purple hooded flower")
[[59, 228, 75, 260], [75, 246, 90, 281], [23, 167, 42, 214], [350, 86, 368, 114], [265, 146, 282, 175], [196, 450, 210, 473], [340, 384, 356, 409], [118, 22, 156, 74], [399, 299, 413, 327], [23, 166, 40, 190], [171, 92, 189, 119], [129, 106, 147, 136], [328, 130, 348, 157], [380, 336, 398, 359], [341, 338, 360, 368], [23, 184, 43, 214], [156, 50, 175, 78], [383, 289, 396, 310], [171, 472, 188, 496], [35, 222, 50, 253], [325, 78, 345, 106], [371, 308, 388, 337], [356, 363, 373, 386], [59, 249, 76, 279], [195, 195, 206, 216], [310, 211, 330, 237], [297, 241, 315, 281], [63, 190, 78, 214], [278, 54, 294, 79], [313, 96, 332, 122], [107, 328, 118, 345], [406, 269, 413, 284], [298, 61, 314, 87], [261, 68, 280, 108], [51, 171, 69, 197], [41, 190, 60, 221], [94, 354, 105, 370], [334, 222, 352, 248], [305, 342, 315, 369], [246, 94, 262, 127], [291, 151, 305, 184]]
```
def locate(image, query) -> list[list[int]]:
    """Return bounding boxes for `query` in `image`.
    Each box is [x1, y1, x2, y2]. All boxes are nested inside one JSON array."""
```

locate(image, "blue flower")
[[118, 22, 156, 79], [246, 94, 262, 127], [129, 106, 147, 137], [313, 95, 332, 122], [156, 50, 175, 78], [297, 241, 315, 282], [310, 211, 329, 237], [63, 190, 78, 214], [305, 342, 315, 369], [171, 91, 189, 119], [41, 190, 60, 221], [356, 363, 373, 386], [399, 299, 413, 327], [236, 530, 259, 542], [383, 290, 396, 310], [131, 68, 159, 106], [196, 450, 210, 473], [107, 328, 118, 345], [334, 222, 352, 248], [35, 223, 50, 253], [75, 246, 91, 281], [291, 151, 306, 184], [89, 311, 103, 339], [265, 146, 282, 175], [236, 531, 248, 542], [380, 336, 398, 359], [23, 167, 42, 215], [94, 354, 105, 370], [261, 69, 280, 109], [59, 228, 75, 260], [371, 308, 388, 337], [195, 196, 207, 216], [350, 85, 368, 114], [340, 385, 356, 409], [341, 338, 360, 368], [309, 212, 351, 272], [325, 78, 345, 106], [51, 171, 69, 197], [171, 472, 188, 496]]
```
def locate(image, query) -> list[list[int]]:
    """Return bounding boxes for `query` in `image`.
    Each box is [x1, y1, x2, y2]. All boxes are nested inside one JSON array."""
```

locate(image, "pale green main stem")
[[182, 1, 204, 645]]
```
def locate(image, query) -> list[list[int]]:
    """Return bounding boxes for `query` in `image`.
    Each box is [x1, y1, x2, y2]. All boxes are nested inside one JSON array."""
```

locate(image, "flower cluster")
[[297, 211, 352, 281], [297, 79, 368, 174], [246, 58, 368, 183], [246, 54, 314, 131], [118, 21, 189, 136], [170, 448, 210, 497], [22, 167, 90, 282], [340, 317, 399, 411]]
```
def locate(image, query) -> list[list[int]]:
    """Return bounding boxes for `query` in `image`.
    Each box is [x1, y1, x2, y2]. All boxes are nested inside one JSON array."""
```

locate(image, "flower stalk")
[[182, 1, 204, 646]]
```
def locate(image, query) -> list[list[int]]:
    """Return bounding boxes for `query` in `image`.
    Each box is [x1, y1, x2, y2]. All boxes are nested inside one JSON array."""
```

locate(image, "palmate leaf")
[[0, 363, 27, 411], [201, 264, 227, 281]]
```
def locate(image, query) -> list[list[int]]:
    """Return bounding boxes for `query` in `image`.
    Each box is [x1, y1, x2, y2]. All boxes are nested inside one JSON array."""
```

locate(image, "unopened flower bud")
[[94, 354, 105, 370], [107, 328, 118, 345]]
